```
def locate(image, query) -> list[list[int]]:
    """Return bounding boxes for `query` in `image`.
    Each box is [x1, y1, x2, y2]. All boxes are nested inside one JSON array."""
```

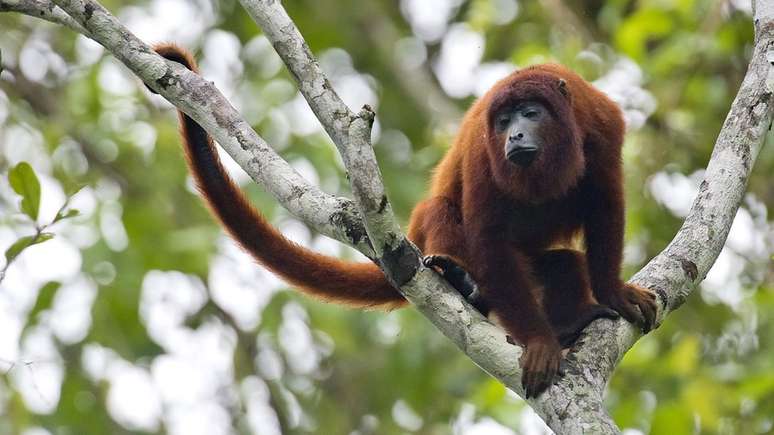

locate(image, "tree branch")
[[531, 3, 774, 431], [0, 0, 88, 35], [237, 0, 353, 153], [3, 0, 772, 433], [236, 0, 420, 285]]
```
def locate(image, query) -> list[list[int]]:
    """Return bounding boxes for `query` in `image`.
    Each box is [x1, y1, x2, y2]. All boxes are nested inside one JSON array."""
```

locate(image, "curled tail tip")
[[145, 42, 198, 95], [151, 42, 199, 72]]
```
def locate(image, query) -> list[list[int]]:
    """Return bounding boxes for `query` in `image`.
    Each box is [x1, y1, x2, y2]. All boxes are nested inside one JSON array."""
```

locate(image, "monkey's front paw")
[[602, 283, 658, 333], [423, 254, 482, 306], [520, 337, 562, 399]]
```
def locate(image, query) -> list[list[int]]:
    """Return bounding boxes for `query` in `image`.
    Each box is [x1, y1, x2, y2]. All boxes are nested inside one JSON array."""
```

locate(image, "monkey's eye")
[[523, 110, 539, 119], [495, 114, 510, 131]]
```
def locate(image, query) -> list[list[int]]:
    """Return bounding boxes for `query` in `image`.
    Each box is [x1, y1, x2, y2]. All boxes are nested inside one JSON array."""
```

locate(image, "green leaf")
[[28, 281, 61, 319], [35, 233, 55, 244], [65, 185, 86, 197], [3, 233, 55, 264], [54, 209, 80, 223], [5, 236, 35, 263], [8, 162, 42, 221]]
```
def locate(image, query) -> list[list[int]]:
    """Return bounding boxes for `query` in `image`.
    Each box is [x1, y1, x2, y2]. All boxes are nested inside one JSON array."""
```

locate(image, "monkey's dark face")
[[484, 79, 585, 202], [493, 102, 548, 167]]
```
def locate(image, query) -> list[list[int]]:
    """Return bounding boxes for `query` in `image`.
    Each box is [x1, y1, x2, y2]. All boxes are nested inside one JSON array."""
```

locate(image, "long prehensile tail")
[[152, 44, 405, 309]]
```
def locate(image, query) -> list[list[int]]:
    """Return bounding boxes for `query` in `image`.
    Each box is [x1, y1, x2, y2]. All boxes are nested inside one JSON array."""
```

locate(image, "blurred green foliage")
[[0, 0, 772, 434]]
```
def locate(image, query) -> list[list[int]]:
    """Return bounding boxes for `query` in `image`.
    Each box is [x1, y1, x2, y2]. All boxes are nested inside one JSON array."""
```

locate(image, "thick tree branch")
[[0, 0, 88, 35], [3, 0, 772, 433]]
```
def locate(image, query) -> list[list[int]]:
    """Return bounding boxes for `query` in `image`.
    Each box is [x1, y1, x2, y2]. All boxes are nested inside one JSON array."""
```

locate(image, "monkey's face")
[[493, 101, 548, 167], [485, 83, 584, 202]]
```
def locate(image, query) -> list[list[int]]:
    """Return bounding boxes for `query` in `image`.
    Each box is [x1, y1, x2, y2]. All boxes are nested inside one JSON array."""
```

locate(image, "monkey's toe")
[[521, 337, 561, 399], [606, 284, 659, 333], [422, 254, 452, 270]]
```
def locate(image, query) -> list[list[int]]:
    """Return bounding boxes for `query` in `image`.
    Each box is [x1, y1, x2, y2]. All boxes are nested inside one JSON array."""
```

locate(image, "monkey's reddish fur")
[[153, 45, 656, 391]]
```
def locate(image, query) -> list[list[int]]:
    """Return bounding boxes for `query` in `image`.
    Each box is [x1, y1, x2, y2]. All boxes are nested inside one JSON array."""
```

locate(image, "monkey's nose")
[[509, 132, 524, 141]]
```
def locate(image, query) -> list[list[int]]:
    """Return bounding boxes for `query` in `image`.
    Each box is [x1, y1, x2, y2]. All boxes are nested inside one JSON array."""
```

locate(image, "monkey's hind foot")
[[556, 304, 620, 348], [423, 254, 488, 314]]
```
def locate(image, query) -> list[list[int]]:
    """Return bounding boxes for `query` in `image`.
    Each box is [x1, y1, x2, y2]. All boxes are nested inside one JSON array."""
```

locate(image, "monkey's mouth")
[[506, 146, 538, 167]]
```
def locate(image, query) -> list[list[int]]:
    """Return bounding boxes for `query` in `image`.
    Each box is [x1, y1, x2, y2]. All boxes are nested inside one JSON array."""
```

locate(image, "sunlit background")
[[0, 0, 772, 434]]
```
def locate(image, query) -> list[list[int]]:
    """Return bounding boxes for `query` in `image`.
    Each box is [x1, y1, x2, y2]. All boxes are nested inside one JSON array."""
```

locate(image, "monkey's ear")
[[557, 78, 570, 98]]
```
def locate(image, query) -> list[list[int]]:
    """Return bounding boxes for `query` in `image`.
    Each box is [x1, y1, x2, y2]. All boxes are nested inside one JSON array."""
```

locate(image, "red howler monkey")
[[148, 44, 657, 398]]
